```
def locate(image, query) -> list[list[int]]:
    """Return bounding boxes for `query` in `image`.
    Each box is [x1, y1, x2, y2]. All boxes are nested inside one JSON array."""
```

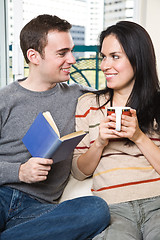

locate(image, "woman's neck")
[[112, 91, 130, 107]]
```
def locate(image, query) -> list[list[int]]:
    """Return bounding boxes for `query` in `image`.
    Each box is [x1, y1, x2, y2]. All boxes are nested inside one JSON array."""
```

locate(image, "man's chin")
[[60, 76, 70, 82]]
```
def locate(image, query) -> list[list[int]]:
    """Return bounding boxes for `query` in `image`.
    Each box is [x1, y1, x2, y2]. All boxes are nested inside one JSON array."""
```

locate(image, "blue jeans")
[[93, 195, 160, 240], [0, 186, 110, 240]]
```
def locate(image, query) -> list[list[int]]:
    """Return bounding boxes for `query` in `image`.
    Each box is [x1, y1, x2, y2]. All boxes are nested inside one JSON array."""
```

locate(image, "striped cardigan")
[[72, 93, 160, 204]]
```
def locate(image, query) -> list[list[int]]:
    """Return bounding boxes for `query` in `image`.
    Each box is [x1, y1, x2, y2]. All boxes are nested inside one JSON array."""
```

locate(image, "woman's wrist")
[[133, 130, 146, 146], [94, 137, 108, 150]]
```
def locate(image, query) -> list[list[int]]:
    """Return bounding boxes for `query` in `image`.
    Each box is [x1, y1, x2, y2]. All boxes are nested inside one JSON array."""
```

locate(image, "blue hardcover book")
[[22, 112, 86, 163]]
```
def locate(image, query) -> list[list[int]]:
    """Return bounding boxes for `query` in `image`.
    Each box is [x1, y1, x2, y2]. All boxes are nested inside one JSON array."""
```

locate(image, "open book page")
[[43, 111, 60, 138], [22, 112, 87, 162], [60, 130, 86, 141]]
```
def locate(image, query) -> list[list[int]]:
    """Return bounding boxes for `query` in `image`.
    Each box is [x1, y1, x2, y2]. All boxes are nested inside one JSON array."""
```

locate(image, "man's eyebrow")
[[57, 48, 70, 52], [57, 46, 75, 52]]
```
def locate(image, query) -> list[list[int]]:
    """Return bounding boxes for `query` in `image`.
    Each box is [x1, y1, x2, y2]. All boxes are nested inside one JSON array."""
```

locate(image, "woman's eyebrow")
[[100, 51, 122, 56], [100, 52, 105, 57]]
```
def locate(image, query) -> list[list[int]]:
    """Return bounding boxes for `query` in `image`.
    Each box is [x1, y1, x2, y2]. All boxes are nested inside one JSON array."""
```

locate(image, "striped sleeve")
[[72, 93, 94, 180]]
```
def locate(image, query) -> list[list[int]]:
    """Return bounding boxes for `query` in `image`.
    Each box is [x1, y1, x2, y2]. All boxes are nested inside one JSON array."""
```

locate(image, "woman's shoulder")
[[78, 92, 96, 102], [78, 92, 106, 107]]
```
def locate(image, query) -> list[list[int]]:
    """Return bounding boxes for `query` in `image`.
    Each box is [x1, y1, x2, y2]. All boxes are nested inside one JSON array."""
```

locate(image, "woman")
[[72, 21, 160, 239]]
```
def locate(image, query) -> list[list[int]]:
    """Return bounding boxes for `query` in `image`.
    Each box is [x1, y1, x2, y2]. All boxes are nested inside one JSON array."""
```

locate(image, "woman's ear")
[[27, 49, 40, 65]]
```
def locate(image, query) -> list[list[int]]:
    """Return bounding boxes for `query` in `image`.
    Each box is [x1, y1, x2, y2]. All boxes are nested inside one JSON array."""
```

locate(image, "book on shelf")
[[22, 111, 86, 163]]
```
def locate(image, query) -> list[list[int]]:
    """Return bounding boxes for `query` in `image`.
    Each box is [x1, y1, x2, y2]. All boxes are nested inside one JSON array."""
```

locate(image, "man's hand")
[[19, 157, 53, 183]]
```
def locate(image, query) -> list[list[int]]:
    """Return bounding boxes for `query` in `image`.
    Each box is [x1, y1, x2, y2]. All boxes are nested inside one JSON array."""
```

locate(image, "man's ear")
[[27, 49, 40, 65]]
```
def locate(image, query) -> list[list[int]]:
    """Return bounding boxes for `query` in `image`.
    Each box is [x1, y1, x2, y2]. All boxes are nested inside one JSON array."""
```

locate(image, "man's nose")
[[67, 52, 76, 64]]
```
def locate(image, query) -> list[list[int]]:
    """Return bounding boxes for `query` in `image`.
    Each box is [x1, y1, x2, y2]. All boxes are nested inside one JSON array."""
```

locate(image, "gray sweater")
[[0, 79, 85, 203]]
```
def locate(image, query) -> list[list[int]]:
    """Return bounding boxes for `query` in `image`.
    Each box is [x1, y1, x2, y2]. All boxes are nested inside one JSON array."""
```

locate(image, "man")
[[0, 14, 110, 239]]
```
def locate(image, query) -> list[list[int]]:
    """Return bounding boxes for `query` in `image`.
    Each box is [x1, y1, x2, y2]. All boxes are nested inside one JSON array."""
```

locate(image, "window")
[[0, 0, 9, 87]]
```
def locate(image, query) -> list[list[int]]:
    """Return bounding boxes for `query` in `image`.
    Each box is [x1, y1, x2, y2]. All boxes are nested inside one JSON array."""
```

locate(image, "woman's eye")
[[100, 54, 106, 60], [112, 55, 119, 59]]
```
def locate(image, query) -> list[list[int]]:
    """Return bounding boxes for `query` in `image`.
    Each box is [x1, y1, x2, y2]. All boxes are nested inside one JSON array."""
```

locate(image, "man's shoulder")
[[58, 82, 89, 90], [0, 81, 16, 96]]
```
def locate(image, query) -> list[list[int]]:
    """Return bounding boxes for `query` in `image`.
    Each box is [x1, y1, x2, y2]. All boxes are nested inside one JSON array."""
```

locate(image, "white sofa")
[[59, 174, 93, 202]]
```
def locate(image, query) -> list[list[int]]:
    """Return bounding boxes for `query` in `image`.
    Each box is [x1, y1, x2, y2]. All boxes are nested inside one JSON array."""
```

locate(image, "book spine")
[[43, 138, 62, 159]]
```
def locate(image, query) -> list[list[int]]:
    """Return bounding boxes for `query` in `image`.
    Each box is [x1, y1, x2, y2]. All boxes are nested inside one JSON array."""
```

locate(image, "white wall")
[[146, 0, 160, 78], [138, 0, 160, 77]]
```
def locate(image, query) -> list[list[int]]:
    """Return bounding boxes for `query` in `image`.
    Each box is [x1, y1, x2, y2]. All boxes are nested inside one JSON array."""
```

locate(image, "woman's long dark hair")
[[97, 21, 160, 133]]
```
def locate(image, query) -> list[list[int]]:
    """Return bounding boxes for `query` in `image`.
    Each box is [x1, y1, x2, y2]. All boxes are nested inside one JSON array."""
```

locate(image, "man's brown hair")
[[20, 14, 72, 63]]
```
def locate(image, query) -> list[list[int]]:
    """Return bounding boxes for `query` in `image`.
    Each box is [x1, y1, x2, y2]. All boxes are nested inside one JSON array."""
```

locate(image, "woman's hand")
[[96, 114, 122, 147], [109, 108, 143, 143]]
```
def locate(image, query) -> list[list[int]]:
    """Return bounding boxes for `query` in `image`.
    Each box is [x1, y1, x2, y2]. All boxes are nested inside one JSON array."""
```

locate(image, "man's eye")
[[58, 52, 66, 57]]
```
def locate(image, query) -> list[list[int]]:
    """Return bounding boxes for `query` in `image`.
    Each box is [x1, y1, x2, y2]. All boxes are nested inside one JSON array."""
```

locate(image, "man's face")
[[38, 30, 76, 84]]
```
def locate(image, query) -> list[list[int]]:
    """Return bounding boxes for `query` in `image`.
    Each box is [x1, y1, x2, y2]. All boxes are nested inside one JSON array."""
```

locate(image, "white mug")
[[107, 107, 131, 131]]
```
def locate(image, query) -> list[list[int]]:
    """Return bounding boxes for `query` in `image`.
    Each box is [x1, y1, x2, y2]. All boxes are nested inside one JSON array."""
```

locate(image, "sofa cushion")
[[60, 174, 93, 202]]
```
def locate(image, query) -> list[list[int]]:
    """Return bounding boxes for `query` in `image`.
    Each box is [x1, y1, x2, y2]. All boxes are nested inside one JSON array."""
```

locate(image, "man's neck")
[[19, 77, 57, 92]]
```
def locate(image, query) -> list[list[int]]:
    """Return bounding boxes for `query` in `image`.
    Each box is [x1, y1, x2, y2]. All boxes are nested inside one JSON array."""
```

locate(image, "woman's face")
[[100, 34, 135, 93]]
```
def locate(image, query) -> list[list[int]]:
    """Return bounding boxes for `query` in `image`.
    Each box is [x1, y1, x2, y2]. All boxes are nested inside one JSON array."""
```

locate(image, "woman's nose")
[[101, 58, 111, 71]]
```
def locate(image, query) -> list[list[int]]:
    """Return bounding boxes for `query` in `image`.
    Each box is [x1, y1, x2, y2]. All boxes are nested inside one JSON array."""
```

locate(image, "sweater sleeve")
[[0, 103, 21, 184], [72, 93, 93, 180], [0, 162, 21, 184]]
